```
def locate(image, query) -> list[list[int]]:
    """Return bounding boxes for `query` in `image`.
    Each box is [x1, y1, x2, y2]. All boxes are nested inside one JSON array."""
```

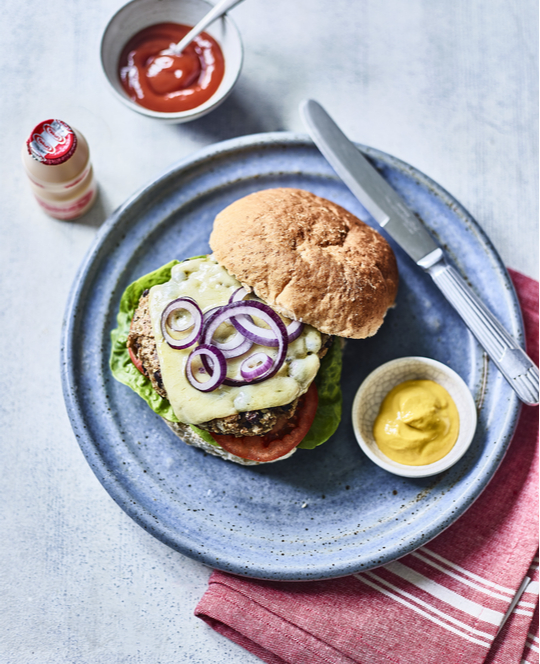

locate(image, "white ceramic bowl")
[[352, 357, 477, 478], [100, 0, 243, 123]]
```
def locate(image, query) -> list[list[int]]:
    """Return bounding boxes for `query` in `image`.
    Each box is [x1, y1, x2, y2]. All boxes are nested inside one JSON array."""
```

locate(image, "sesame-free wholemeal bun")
[[210, 188, 399, 339]]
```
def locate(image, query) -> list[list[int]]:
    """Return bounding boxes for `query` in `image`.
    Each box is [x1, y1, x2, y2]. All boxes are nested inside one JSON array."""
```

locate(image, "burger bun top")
[[209, 188, 398, 339]]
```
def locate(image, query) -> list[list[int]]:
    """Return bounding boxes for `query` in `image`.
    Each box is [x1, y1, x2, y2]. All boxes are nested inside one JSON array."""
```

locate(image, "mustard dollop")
[[373, 380, 459, 466]]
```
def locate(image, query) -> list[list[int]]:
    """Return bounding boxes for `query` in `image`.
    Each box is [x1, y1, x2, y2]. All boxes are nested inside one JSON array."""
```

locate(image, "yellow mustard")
[[373, 380, 459, 466]]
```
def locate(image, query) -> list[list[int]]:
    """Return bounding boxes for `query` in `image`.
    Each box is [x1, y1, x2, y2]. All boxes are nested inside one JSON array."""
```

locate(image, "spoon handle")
[[172, 0, 245, 54]]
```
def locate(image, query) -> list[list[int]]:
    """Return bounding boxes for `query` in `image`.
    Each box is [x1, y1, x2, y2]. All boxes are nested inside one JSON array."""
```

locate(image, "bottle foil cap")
[[26, 119, 77, 165]]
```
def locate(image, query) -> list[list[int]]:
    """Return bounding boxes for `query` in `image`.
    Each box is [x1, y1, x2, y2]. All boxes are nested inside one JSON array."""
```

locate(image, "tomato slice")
[[211, 383, 319, 462], [127, 316, 147, 376], [128, 346, 146, 375]]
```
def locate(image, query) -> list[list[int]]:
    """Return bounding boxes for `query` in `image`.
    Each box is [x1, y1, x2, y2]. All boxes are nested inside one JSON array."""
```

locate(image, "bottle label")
[[27, 119, 78, 165], [34, 187, 97, 220]]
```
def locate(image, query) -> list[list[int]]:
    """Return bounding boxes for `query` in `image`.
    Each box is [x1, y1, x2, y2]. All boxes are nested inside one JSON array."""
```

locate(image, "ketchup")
[[118, 23, 225, 113]]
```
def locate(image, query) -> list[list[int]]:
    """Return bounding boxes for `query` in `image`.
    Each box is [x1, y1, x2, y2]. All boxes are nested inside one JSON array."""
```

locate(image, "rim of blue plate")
[[60, 132, 522, 580]]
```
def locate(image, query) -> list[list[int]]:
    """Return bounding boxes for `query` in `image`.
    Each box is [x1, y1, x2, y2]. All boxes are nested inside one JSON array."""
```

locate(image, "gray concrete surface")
[[0, 0, 537, 662]]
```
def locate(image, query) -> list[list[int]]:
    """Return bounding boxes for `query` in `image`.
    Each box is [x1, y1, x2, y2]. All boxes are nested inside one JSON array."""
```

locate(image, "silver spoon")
[[170, 0, 246, 55]]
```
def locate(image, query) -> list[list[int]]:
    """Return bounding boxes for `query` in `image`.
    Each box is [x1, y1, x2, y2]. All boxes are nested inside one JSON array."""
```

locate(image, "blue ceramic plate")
[[61, 133, 522, 580]]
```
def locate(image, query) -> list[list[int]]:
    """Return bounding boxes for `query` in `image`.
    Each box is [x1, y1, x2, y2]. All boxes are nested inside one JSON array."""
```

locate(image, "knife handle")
[[426, 257, 539, 406]]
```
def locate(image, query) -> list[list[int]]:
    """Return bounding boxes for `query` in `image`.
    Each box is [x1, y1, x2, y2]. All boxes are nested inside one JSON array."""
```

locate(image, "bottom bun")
[[162, 418, 297, 466]]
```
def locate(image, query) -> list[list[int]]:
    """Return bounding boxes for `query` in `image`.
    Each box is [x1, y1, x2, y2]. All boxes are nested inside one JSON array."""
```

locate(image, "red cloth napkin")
[[195, 269, 539, 664]]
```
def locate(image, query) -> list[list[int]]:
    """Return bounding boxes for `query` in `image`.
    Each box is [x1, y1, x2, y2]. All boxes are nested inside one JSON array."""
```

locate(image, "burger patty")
[[198, 398, 300, 437], [127, 291, 331, 437], [127, 290, 167, 398]]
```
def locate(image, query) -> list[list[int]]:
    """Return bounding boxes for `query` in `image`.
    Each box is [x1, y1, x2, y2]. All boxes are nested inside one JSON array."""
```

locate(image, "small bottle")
[[22, 119, 97, 220]]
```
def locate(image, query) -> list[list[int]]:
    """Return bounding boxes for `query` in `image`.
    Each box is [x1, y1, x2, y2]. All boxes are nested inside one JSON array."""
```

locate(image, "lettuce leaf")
[[110, 260, 181, 422], [109, 261, 343, 449], [190, 424, 220, 446], [297, 336, 342, 449]]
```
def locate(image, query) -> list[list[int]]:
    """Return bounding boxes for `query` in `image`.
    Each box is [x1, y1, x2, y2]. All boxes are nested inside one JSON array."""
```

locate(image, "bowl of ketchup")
[[101, 0, 243, 122]]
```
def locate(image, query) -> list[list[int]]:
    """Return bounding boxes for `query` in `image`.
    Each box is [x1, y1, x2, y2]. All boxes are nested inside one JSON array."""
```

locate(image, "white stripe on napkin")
[[497, 577, 533, 634], [354, 573, 492, 648], [413, 552, 513, 601], [386, 562, 504, 626], [363, 571, 494, 639], [420, 547, 515, 595], [524, 581, 539, 595]]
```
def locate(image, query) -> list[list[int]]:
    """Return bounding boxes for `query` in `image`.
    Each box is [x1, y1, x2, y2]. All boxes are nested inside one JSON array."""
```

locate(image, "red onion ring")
[[162, 293, 293, 390], [202, 301, 288, 387], [284, 319, 304, 342], [229, 287, 263, 306], [240, 352, 273, 382], [185, 344, 227, 392], [167, 297, 198, 332], [229, 287, 259, 304], [202, 307, 253, 359], [222, 336, 254, 359], [160, 297, 203, 349], [203, 305, 222, 323], [229, 287, 304, 346]]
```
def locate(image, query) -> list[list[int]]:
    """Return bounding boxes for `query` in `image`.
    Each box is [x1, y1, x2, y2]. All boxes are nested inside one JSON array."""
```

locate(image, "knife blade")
[[300, 99, 539, 406]]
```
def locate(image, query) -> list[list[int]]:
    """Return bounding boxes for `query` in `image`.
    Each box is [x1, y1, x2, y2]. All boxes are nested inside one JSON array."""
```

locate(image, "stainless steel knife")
[[301, 99, 539, 406]]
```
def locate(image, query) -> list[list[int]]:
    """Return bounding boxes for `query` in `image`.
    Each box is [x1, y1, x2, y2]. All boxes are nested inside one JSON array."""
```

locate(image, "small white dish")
[[352, 357, 477, 478], [100, 0, 243, 123]]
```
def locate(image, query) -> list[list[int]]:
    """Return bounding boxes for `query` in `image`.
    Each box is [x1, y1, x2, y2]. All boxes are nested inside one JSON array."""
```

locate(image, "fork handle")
[[425, 256, 539, 406]]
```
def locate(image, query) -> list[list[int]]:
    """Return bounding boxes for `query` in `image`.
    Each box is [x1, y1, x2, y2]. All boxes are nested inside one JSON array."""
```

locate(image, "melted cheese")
[[149, 256, 322, 424]]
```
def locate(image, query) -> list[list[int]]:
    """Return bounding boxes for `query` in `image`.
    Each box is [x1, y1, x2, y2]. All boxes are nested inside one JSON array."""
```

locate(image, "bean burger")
[[110, 188, 398, 465]]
